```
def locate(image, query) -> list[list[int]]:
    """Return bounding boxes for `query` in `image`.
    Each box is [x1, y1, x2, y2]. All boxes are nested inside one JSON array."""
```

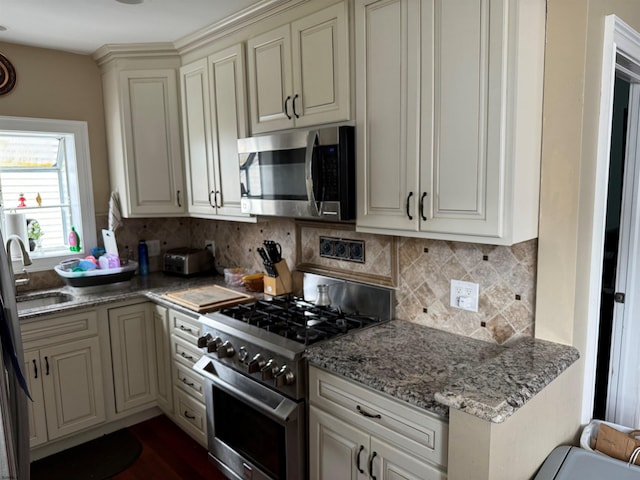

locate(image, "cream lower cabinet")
[[355, 0, 545, 245], [108, 302, 157, 413], [168, 309, 207, 446], [96, 48, 185, 218], [309, 366, 447, 480], [247, 1, 350, 133], [21, 310, 106, 448], [153, 304, 173, 414], [180, 44, 253, 220]]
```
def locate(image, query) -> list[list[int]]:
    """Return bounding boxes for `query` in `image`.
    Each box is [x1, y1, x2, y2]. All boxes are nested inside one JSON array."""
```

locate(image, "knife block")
[[263, 260, 292, 296]]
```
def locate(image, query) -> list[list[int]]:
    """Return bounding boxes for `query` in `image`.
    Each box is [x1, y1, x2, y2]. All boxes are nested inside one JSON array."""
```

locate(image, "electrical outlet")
[[204, 239, 215, 255], [450, 279, 479, 312], [147, 239, 161, 257]]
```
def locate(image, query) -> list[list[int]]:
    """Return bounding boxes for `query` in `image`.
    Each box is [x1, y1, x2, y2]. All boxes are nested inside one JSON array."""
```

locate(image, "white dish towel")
[[108, 191, 122, 232]]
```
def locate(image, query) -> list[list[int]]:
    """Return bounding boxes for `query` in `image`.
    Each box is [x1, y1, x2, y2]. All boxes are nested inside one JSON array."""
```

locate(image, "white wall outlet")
[[147, 239, 161, 257], [450, 279, 479, 312], [204, 239, 215, 255]]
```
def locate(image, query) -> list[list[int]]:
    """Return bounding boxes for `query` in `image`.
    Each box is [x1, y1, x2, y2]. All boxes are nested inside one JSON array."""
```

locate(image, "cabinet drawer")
[[174, 362, 205, 403], [173, 387, 207, 447], [21, 310, 99, 348], [171, 310, 201, 343], [171, 334, 201, 368], [309, 366, 448, 468]]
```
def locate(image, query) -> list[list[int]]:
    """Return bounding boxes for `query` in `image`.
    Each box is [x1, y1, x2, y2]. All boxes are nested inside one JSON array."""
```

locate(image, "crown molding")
[[93, 42, 179, 66]]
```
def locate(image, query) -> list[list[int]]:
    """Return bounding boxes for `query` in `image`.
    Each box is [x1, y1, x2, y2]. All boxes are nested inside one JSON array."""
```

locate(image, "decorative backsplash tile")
[[24, 213, 537, 345]]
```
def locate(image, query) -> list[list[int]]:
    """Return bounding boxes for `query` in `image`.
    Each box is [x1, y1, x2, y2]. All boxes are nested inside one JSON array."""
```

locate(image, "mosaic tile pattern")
[[396, 238, 538, 344], [24, 213, 538, 344]]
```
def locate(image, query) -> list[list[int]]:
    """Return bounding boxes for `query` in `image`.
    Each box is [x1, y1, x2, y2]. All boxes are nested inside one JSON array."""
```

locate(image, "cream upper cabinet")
[[356, 0, 545, 245], [97, 50, 185, 217], [247, 2, 350, 133], [180, 44, 254, 220]]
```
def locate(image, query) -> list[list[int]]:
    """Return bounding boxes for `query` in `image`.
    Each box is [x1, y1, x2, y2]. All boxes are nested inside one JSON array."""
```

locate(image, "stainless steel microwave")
[[238, 125, 355, 221]]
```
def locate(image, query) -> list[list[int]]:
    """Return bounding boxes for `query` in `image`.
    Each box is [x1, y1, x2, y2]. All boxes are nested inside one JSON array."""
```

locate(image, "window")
[[0, 116, 96, 271]]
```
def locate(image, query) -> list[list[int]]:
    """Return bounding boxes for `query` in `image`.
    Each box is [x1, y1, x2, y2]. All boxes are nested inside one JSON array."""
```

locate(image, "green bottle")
[[69, 227, 81, 252]]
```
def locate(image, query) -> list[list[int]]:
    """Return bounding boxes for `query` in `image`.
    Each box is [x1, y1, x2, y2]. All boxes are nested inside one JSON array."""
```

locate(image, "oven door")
[[193, 356, 305, 480]]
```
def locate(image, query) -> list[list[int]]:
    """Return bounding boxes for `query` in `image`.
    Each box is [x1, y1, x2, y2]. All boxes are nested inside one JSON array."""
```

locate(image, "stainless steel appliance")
[[192, 273, 392, 480], [0, 231, 31, 480], [163, 247, 214, 276], [238, 125, 355, 221]]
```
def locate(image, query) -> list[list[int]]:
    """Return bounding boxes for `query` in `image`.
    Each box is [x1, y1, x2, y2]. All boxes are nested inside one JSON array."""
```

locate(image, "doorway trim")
[[583, 15, 640, 423]]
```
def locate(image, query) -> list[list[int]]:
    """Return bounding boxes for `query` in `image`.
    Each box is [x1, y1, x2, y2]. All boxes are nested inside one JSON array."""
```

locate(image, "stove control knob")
[[260, 359, 279, 380], [275, 364, 296, 387], [197, 333, 212, 348], [206, 336, 223, 353], [248, 354, 267, 373], [217, 340, 235, 358], [238, 346, 249, 363]]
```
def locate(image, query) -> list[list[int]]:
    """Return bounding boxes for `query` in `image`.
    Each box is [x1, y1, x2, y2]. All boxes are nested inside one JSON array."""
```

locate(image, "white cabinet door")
[[291, 2, 350, 128], [24, 350, 47, 448], [181, 59, 217, 216], [370, 437, 446, 480], [118, 69, 185, 216], [247, 2, 350, 134], [355, 0, 421, 231], [208, 44, 249, 217], [247, 24, 295, 133], [108, 303, 157, 413], [309, 405, 369, 480], [40, 337, 106, 440], [153, 304, 173, 414], [181, 45, 251, 219]]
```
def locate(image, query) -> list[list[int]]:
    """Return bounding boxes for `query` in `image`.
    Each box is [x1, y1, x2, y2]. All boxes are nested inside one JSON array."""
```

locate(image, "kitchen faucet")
[[6, 235, 32, 287]]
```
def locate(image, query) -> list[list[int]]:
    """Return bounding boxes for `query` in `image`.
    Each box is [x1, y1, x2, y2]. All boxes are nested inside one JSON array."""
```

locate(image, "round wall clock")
[[0, 53, 17, 96]]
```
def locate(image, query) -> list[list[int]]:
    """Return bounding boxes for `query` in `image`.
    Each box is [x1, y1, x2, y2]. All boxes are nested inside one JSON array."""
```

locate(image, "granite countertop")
[[17, 272, 249, 320], [305, 319, 579, 423]]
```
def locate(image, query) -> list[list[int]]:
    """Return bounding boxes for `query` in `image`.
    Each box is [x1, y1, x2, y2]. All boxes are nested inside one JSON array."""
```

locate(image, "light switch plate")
[[450, 279, 479, 312]]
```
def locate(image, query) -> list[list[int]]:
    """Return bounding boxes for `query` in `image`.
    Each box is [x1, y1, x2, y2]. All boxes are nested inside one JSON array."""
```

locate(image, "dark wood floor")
[[112, 415, 226, 480]]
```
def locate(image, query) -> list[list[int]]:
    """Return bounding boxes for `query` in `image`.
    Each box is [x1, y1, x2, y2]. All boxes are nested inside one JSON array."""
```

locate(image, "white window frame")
[[0, 116, 97, 272]]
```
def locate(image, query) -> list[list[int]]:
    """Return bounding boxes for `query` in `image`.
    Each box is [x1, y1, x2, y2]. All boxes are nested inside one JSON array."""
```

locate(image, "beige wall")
[[0, 42, 110, 215]]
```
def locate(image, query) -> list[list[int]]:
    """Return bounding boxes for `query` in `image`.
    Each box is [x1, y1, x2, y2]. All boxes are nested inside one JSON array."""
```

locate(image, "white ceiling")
[[0, 0, 266, 55]]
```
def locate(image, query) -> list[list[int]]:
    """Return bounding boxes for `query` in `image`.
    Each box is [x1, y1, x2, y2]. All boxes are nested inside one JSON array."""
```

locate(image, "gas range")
[[192, 273, 392, 480]]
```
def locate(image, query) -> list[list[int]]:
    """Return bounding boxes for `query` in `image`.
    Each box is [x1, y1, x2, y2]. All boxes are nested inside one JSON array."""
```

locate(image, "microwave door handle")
[[306, 130, 320, 216]]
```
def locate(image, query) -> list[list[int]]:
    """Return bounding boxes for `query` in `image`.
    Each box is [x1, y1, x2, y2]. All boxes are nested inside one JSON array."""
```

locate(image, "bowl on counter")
[[224, 267, 248, 286], [54, 260, 138, 287]]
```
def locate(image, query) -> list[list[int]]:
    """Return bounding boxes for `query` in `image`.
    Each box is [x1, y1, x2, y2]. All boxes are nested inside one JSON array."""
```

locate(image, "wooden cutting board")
[[163, 284, 254, 313]]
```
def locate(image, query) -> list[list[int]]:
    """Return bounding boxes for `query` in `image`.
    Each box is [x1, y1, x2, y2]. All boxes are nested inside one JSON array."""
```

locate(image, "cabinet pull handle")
[[182, 378, 195, 387], [284, 96, 292, 119], [293, 94, 300, 118], [184, 411, 196, 420], [180, 325, 193, 333], [369, 451, 377, 480], [44, 356, 50, 376], [357, 405, 382, 419], [420, 192, 427, 221], [181, 352, 194, 361], [356, 445, 365, 474], [177, 190, 182, 208], [215, 190, 221, 208], [209, 190, 215, 208], [406, 192, 413, 220], [33, 359, 38, 379]]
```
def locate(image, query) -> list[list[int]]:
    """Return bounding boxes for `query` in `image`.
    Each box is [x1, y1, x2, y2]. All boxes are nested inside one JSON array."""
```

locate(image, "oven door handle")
[[193, 356, 300, 425]]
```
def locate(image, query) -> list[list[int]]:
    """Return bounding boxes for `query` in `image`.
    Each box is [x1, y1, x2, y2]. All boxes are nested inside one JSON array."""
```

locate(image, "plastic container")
[[224, 267, 247, 286], [54, 261, 138, 287], [580, 419, 636, 452], [138, 240, 149, 276]]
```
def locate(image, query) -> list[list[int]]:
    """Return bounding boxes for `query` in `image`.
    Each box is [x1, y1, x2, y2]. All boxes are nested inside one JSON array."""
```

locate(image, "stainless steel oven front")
[[193, 356, 305, 480]]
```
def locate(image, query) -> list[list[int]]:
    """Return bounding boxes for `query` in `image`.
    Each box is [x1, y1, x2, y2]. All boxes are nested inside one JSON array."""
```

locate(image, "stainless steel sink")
[[17, 292, 74, 312]]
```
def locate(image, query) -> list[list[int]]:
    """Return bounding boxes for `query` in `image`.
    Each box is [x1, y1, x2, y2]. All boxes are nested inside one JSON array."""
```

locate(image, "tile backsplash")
[[26, 215, 537, 345]]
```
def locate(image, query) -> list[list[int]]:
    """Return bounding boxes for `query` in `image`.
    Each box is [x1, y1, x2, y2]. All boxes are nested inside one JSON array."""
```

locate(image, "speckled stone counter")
[[16, 272, 254, 320], [305, 319, 579, 423]]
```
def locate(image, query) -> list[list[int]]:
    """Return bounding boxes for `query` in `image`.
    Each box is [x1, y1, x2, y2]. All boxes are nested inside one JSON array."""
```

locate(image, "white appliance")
[[535, 446, 640, 479], [0, 229, 31, 480]]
